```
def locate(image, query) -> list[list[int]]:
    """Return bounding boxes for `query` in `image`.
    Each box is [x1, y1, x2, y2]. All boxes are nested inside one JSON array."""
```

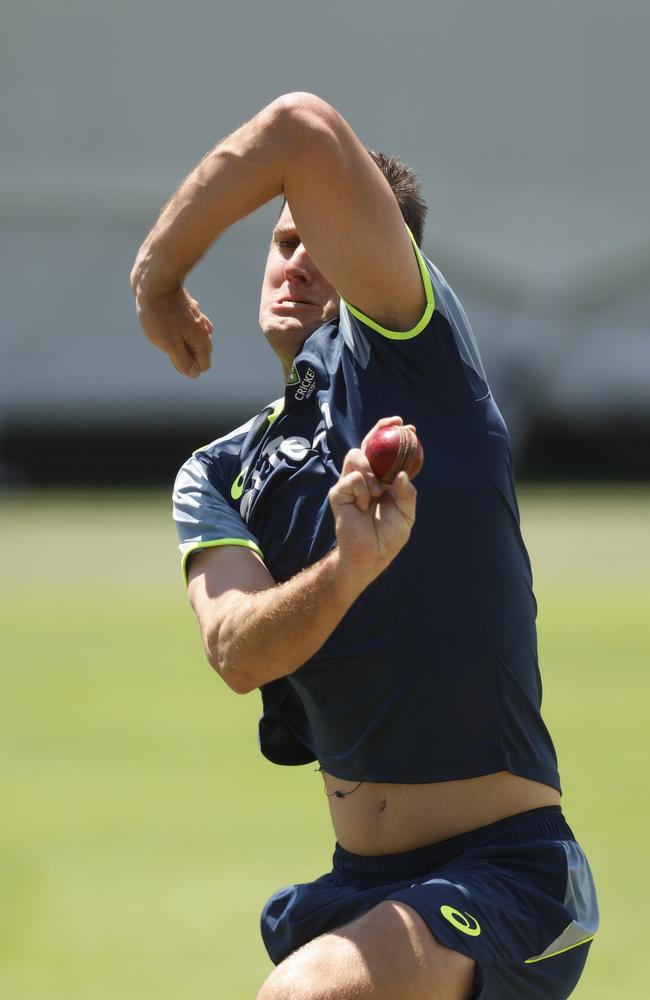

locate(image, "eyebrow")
[[273, 224, 299, 241]]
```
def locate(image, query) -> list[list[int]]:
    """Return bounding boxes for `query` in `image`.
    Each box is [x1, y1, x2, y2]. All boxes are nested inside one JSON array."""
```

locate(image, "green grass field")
[[1, 487, 648, 999]]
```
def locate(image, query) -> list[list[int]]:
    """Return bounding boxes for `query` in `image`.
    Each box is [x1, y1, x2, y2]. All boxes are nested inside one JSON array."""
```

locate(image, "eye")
[[278, 239, 299, 251]]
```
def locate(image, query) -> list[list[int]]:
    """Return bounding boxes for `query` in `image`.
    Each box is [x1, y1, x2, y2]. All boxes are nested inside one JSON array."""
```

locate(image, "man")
[[131, 93, 598, 1000]]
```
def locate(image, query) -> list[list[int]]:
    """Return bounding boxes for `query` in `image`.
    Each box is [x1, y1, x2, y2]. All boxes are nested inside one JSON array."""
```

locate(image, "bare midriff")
[[321, 770, 561, 856]]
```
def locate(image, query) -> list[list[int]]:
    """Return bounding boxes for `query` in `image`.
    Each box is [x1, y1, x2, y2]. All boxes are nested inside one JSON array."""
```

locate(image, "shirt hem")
[[315, 754, 561, 791]]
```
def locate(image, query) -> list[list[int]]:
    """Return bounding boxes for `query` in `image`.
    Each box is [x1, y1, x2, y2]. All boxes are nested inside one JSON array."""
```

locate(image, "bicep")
[[281, 93, 426, 330]]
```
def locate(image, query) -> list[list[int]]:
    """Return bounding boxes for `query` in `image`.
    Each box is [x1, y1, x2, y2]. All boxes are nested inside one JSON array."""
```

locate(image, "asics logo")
[[440, 906, 481, 937]]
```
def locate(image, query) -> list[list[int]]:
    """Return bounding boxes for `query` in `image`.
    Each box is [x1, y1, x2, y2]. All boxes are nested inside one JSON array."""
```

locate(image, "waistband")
[[333, 806, 573, 883]]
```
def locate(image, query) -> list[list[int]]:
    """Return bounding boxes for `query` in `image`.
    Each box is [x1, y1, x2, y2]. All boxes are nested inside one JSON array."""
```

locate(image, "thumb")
[[390, 471, 417, 522]]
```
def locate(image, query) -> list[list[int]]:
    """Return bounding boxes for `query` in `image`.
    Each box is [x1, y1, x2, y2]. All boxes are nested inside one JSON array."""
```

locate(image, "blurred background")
[[1, 2, 649, 998], [2, 0, 649, 484]]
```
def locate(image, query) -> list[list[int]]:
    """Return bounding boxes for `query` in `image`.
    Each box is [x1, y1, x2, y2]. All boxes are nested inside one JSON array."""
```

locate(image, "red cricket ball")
[[363, 425, 424, 483]]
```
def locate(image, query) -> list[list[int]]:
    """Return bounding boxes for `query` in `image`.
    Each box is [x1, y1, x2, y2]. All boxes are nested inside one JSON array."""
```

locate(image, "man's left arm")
[[130, 93, 426, 377]]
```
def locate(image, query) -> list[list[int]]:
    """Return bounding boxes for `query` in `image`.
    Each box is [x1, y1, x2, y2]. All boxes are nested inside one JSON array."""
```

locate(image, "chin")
[[263, 319, 319, 358]]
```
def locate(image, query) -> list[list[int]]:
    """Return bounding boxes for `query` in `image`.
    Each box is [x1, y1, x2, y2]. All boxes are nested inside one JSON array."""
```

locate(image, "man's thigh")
[[256, 900, 475, 1000]]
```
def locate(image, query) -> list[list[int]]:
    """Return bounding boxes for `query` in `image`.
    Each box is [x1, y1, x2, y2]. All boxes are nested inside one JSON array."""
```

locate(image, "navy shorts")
[[261, 807, 598, 1000]]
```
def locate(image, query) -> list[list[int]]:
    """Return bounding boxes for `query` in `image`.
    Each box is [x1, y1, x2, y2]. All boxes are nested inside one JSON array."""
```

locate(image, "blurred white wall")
[[2, 0, 649, 441]]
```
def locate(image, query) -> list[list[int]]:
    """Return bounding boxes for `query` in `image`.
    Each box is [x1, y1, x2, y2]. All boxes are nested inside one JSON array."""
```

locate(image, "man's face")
[[259, 204, 340, 371]]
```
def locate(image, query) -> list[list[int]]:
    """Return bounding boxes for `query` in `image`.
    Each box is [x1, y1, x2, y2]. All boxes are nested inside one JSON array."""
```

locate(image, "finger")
[[374, 415, 403, 427], [341, 447, 372, 473], [330, 470, 374, 513], [181, 293, 213, 367], [360, 415, 403, 451], [186, 293, 203, 318], [341, 448, 383, 497], [170, 345, 201, 379], [185, 326, 213, 372]]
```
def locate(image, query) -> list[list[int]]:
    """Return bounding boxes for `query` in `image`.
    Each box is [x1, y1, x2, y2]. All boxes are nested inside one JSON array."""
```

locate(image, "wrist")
[[326, 546, 378, 602], [130, 244, 182, 303]]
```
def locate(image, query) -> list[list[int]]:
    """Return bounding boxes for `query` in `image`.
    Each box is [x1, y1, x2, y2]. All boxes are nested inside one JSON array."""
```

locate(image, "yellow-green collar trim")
[[182, 538, 264, 585], [341, 229, 435, 340]]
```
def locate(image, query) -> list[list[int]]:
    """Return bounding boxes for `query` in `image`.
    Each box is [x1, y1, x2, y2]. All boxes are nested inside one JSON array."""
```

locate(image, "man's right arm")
[[188, 429, 416, 694], [189, 544, 369, 695], [131, 93, 425, 378]]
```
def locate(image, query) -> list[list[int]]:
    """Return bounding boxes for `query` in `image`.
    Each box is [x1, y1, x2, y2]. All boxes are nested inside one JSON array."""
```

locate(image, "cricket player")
[[131, 93, 598, 1000]]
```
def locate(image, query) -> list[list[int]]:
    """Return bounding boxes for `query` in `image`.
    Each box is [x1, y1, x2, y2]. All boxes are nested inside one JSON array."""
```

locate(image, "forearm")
[[189, 434, 417, 694], [131, 94, 315, 300], [197, 547, 373, 694]]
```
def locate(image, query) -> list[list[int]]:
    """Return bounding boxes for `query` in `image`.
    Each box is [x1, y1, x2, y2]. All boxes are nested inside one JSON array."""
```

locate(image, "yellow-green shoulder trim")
[[182, 538, 264, 585], [341, 229, 435, 341], [524, 936, 594, 965]]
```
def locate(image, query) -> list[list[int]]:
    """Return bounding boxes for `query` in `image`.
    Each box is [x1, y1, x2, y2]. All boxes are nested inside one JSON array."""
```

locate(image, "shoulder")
[[341, 235, 435, 346], [173, 397, 285, 520], [173, 407, 280, 583], [177, 398, 284, 484], [337, 246, 488, 402], [183, 412, 262, 473]]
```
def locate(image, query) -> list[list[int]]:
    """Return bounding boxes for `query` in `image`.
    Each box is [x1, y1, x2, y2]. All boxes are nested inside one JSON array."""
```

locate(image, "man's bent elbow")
[[222, 666, 258, 696], [267, 92, 345, 156], [205, 642, 258, 695]]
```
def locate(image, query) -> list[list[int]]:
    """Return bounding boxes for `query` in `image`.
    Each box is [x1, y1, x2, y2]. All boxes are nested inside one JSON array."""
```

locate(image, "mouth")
[[270, 299, 322, 319], [275, 297, 319, 307]]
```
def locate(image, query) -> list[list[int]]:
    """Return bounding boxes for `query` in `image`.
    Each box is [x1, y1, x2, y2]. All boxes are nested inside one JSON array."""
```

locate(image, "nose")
[[284, 243, 313, 282]]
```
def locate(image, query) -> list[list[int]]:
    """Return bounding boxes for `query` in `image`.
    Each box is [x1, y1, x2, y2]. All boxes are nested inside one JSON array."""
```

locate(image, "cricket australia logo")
[[294, 366, 316, 402]]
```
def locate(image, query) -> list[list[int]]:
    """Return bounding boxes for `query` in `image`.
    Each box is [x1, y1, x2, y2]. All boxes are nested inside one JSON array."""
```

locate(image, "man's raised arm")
[[130, 93, 425, 377]]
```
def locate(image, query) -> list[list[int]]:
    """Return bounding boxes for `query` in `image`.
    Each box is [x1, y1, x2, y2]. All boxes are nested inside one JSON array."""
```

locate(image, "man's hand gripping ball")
[[328, 417, 419, 586]]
